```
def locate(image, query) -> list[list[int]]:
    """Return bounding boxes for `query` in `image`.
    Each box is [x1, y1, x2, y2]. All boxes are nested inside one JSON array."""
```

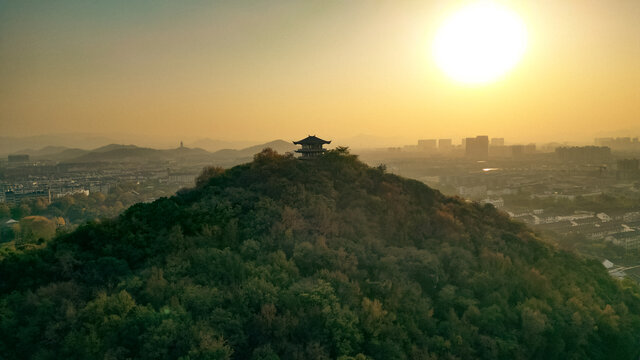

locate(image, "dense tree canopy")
[[1, 149, 640, 359]]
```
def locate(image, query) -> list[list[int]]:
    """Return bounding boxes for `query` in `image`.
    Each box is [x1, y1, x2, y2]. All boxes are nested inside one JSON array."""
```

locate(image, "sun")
[[432, 1, 528, 85]]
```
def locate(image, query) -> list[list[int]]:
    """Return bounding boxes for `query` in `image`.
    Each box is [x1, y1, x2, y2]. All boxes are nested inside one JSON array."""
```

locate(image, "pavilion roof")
[[293, 135, 331, 145]]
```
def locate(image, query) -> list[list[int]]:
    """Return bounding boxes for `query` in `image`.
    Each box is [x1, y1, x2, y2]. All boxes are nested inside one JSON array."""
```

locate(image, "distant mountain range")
[[67, 145, 212, 163], [188, 138, 256, 152], [0, 134, 271, 157], [5, 140, 298, 164], [0, 135, 116, 156], [1, 133, 405, 157]]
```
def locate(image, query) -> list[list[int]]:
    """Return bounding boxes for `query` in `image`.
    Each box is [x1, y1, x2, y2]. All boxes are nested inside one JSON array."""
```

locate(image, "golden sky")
[[1, 0, 638, 144]]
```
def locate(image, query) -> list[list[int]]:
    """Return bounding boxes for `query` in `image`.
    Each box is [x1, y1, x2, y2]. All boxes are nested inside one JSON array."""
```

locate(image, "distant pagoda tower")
[[293, 135, 331, 159]]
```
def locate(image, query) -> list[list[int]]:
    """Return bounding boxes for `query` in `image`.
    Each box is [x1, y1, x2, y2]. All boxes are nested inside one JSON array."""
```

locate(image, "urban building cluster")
[[595, 137, 640, 151], [512, 210, 640, 251], [0, 154, 200, 205], [388, 135, 537, 160], [362, 135, 640, 261]]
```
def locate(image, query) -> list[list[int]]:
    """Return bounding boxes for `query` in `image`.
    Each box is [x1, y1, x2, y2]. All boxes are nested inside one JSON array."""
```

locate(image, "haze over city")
[[1, 0, 639, 144], [5, 1, 640, 358]]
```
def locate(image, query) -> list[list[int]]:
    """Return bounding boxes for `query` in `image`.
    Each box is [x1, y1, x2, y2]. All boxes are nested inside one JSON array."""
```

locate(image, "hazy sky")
[[1, 0, 639, 145]]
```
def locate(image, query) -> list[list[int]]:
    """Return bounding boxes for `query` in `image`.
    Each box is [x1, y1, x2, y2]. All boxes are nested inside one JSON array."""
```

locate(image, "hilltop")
[[67, 144, 211, 163], [1, 148, 639, 359]]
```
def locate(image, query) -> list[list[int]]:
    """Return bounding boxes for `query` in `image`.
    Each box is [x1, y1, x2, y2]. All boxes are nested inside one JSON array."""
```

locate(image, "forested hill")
[[2, 148, 640, 359]]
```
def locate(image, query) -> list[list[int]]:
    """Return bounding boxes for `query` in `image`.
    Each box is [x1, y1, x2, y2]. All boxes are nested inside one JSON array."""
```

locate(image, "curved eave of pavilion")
[[294, 149, 328, 153], [293, 135, 332, 145]]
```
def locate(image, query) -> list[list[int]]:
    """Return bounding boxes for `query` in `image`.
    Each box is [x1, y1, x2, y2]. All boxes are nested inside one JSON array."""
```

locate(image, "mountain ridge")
[[5, 140, 297, 164], [1, 148, 639, 359]]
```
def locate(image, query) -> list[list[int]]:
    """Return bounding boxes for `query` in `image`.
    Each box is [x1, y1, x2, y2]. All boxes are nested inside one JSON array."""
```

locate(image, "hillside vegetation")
[[1, 148, 639, 359]]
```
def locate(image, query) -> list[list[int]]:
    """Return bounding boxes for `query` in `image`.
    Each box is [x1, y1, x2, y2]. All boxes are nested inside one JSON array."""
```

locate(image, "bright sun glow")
[[432, 1, 528, 85]]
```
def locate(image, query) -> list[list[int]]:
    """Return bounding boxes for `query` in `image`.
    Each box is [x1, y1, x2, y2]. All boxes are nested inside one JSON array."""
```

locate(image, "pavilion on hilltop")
[[293, 135, 331, 159]]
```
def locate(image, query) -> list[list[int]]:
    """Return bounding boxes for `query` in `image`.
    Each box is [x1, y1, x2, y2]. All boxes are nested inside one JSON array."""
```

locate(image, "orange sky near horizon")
[[1, 0, 638, 145]]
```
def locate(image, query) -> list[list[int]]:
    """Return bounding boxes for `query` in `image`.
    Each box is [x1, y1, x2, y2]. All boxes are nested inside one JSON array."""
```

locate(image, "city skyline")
[[3, 130, 640, 157]]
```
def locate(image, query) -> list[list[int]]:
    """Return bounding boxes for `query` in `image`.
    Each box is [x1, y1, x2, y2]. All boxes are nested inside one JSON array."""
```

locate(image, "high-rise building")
[[524, 143, 536, 154], [511, 145, 524, 157], [8, 154, 29, 163], [510, 144, 536, 157], [617, 159, 639, 180], [438, 138, 453, 152], [555, 146, 611, 163], [417, 139, 437, 152], [489, 138, 508, 158], [465, 136, 489, 160]]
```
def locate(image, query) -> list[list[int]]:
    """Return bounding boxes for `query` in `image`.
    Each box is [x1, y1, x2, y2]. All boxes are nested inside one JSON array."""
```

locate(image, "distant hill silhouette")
[[1, 148, 639, 359], [189, 138, 255, 152], [210, 139, 296, 159], [11, 145, 70, 157], [10, 146, 90, 162], [0, 134, 115, 156], [65, 144, 210, 163], [91, 144, 141, 153], [10, 140, 297, 164]]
